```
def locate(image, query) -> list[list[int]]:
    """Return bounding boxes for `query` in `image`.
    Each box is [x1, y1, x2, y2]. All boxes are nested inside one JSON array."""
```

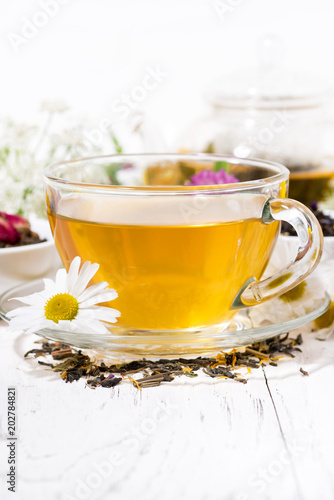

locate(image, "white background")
[[1, 0, 334, 147], [1, 5, 334, 499]]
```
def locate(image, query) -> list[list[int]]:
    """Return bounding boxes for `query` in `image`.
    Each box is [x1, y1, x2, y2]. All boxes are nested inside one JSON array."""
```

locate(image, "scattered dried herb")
[[51, 348, 75, 360], [87, 374, 122, 388], [23, 333, 306, 389], [300, 367, 309, 376], [281, 202, 334, 237]]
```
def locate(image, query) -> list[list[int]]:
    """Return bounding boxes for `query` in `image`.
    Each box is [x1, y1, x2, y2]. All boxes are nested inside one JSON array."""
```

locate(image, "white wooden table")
[[1, 302, 334, 500]]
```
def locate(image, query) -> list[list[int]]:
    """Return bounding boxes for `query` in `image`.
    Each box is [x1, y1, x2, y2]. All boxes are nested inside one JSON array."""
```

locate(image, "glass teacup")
[[44, 154, 323, 335]]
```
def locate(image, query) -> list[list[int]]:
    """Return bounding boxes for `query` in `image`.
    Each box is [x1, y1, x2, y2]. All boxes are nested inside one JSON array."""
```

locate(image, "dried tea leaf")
[[24, 332, 304, 389]]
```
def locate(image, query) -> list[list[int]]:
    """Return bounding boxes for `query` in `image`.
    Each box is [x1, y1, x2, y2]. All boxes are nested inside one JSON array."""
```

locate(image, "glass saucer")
[[0, 280, 330, 360]]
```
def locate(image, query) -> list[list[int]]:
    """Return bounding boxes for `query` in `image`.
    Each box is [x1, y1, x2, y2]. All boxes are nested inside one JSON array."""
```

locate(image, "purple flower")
[[188, 169, 239, 186]]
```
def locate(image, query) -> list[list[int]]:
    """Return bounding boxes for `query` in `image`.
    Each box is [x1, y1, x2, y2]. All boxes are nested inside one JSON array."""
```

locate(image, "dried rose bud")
[[0, 213, 22, 245], [0, 212, 30, 232]]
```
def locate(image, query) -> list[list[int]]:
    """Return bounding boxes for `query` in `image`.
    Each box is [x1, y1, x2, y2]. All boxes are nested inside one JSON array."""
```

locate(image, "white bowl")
[[0, 217, 61, 290]]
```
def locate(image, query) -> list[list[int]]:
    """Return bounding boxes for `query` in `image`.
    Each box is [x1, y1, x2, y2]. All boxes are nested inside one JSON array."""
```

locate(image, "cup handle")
[[232, 197, 324, 308]]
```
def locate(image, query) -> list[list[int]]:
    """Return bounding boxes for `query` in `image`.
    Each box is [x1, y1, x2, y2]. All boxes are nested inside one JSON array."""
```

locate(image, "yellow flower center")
[[314, 301, 334, 329], [44, 293, 79, 323], [279, 281, 306, 303]]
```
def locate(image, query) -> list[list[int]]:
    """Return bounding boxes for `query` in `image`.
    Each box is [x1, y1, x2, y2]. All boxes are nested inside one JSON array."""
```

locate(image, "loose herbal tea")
[[24, 333, 305, 389], [281, 202, 334, 237], [0, 212, 46, 248]]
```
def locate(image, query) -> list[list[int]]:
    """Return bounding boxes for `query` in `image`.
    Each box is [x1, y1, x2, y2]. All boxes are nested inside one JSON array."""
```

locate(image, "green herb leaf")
[[23, 186, 34, 200], [214, 161, 230, 173], [105, 163, 121, 185], [111, 134, 123, 154], [204, 142, 214, 154]]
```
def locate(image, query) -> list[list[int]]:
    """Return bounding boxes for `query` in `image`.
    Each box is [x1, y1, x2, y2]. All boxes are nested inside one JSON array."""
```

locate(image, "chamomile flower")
[[250, 275, 325, 326], [6, 257, 120, 335], [249, 245, 326, 330], [247, 234, 327, 326]]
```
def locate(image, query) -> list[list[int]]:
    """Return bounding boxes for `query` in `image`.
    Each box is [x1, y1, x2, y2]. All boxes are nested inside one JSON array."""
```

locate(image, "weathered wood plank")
[[0, 328, 305, 500], [264, 364, 334, 500]]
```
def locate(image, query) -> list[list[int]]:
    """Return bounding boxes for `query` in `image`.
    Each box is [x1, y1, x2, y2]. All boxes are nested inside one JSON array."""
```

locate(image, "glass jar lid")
[[205, 36, 331, 110]]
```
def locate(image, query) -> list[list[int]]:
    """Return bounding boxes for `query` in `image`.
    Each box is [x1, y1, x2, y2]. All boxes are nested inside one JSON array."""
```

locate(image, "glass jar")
[[181, 51, 334, 205]]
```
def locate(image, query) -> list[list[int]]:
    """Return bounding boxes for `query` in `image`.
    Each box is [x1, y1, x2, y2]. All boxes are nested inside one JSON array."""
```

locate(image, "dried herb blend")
[[24, 333, 305, 389], [0, 212, 46, 248], [281, 202, 334, 237]]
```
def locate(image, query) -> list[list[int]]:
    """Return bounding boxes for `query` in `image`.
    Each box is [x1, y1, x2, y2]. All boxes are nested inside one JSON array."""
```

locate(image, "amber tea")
[[48, 194, 279, 330], [289, 167, 334, 205]]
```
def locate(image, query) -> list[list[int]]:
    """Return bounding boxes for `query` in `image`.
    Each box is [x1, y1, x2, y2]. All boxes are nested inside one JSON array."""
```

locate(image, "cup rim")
[[43, 153, 289, 195]]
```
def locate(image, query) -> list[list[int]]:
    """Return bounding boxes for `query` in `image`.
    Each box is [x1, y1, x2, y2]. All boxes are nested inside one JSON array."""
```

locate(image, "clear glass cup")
[[44, 154, 323, 337]]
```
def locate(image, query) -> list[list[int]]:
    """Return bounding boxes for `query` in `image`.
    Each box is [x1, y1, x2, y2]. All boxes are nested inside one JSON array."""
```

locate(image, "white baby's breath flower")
[[1, 119, 37, 146], [6, 257, 120, 335], [0, 107, 127, 217]]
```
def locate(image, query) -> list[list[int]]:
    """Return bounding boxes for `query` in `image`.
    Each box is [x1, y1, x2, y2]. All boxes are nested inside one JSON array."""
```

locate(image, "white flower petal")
[[38, 289, 55, 301], [77, 281, 110, 303], [67, 257, 81, 294], [9, 294, 39, 307], [7, 301, 48, 329], [76, 309, 116, 331], [57, 319, 77, 330], [7, 305, 43, 319], [72, 261, 100, 297], [24, 319, 58, 335], [83, 318, 110, 334], [43, 278, 58, 295], [316, 324, 334, 340], [9, 293, 45, 307], [9, 317, 51, 335], [10, 317, 46, 331], [40, 319, 61, 329], [86, 305, 121, 323], [8, 316, 41, 328], [79, 290, 118, 308], [58, 317, 109, 334], [55, 268, 68, 292]]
